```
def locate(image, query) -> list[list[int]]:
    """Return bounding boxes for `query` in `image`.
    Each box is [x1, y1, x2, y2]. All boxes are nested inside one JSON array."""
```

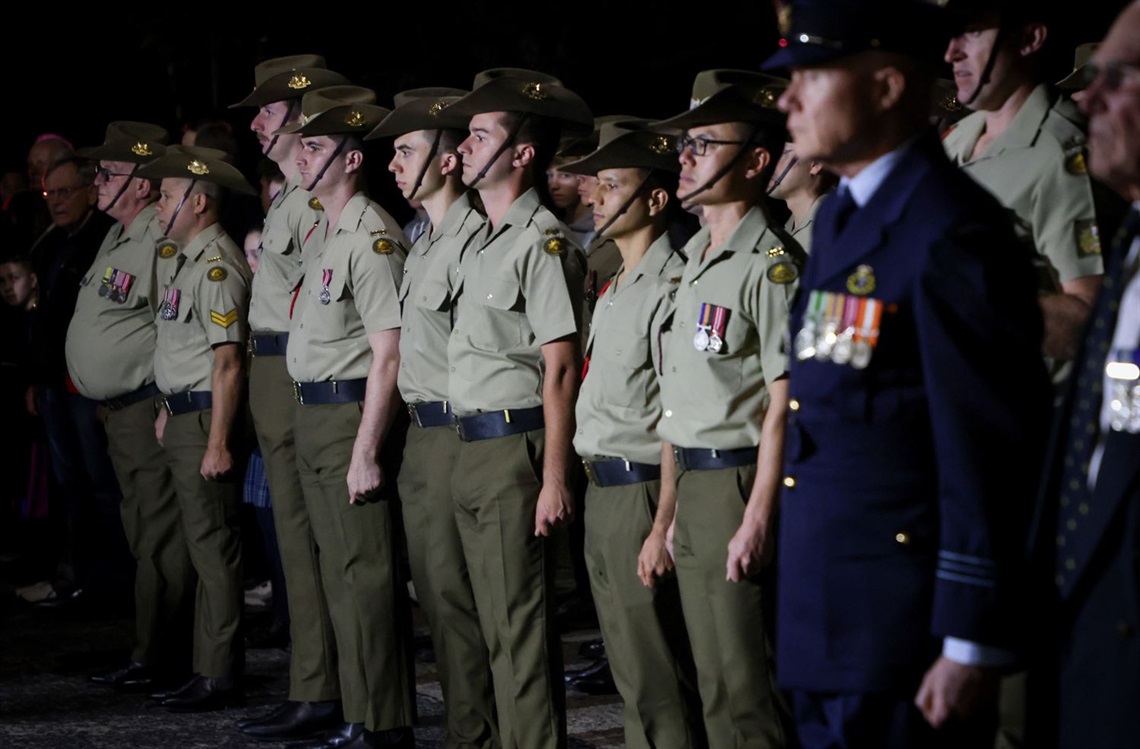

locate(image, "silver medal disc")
[[694, 327, 709, 351], [319, 287, 331, 305]]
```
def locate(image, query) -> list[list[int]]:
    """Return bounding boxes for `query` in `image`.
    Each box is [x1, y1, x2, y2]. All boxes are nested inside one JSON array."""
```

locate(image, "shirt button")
[[664, 409, 673, 418], [789, 399, 800, 411], [782, 476, 796, 488], [450, 367, 455, 372], [895, 532, 910, 545], [487, 293, 493, 299]]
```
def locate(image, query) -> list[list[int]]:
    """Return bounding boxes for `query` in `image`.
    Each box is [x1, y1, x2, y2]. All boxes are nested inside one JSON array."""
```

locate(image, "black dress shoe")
[[241, 699, 343, 741], [577, 637, 605, 659], [162, 675, 242, 712], [150, 673, 199, 702], [567, 657, 618, 696], [299, 721, 364, 749], [564, 656, 611, 683], [90, 661, 154, 689], [236, 700, 294, 730], [340, 726, 414, 748]]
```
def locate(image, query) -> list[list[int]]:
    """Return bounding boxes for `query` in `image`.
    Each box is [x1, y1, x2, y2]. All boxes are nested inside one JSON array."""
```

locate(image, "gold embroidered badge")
[[544, 237, 565, 256], [288, 74, 312, 91], [207, 266, 228, 282], [131, 142, 153, 157], [158, 242, 178, 259], [767, 261, 798, 284], [846, 264, 876, 296], [210, 309, 238, 328], [187, 160, 209, 176], [373, 239, 395, 255]]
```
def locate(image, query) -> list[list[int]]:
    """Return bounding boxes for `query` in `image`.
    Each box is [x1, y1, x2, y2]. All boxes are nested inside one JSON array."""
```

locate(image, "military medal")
[[160, 287, 180, 320], [113, 272, 134, 304], [1106, 348, 1140, 433], [794, 290, 823, 361], [694, 303, 712, 351], [98, 267, 114, 298], [319, 269, 333, 305], [707, 305, 728, 354], [831, 296, 859, 365], [815, 292, 842, 361], [850, 298, 883, 370]]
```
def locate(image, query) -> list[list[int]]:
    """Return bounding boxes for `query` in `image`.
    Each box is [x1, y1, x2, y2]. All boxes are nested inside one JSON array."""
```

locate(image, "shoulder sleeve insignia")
[[767, 261, 799, 284], [1065, 151, 1088, 176], [158, 242, 178, 259], [1075, 219, 1101, 257], [309, 197, 323, 210], [543, 237, 565, 256], [207, 266, 228, 282], [373, 238, 395, 255], [209, 309, 238, 328]]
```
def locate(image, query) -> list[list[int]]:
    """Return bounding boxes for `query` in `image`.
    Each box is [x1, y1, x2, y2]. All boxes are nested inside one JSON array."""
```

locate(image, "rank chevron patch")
[[210, 309, 239, 328]]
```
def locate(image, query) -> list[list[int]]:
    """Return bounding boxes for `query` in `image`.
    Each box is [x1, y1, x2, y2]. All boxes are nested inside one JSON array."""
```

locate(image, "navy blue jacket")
[[776, 130, 1052, 693]]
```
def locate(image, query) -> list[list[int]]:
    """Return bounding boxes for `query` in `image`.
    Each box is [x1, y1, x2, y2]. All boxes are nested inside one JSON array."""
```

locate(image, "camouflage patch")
[[1065, 152, 1088, 176], [543, 237, 565, 256], [1075, 219, 1101, 257], [158, 242, 178, 259], [767, 261, 798, 285], [207, 266, 228, 282], [373, 239, 395, 255]]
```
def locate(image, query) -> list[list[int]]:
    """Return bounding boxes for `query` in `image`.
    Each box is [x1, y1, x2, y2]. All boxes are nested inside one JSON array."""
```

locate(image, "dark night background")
[[1, 1, 1130, 223]]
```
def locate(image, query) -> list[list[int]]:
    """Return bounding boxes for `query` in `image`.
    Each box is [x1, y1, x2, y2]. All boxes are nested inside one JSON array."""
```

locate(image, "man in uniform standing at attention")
[[367, 86, 498, 749], [140, 145, 257, 712], [767, 141, 837, 253], [942, 0, 1122, 370], [650, 68, 804, 749], [446, 70, 591, 749], [561, 119, 706, 749], [764, 1, 1052, 746], [229, 54, 349, 743], [69, 122, 195, 693], [280, 85, 415, 749]]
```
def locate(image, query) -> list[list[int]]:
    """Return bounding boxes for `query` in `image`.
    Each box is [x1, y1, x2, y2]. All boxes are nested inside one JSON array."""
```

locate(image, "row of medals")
[[793, 291, 882, 370], [98, 279, 129, 303], [694, 326, 724, 353], [1107, 351, 1140, 433]]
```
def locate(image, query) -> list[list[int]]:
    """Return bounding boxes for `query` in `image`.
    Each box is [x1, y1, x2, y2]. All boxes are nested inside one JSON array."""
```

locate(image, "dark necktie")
[[1055, 207, 1140, 586], [830, 184, 858, 235]]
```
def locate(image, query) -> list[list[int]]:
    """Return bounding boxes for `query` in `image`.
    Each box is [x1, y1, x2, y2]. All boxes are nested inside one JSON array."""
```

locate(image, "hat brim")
[[366, 105, 469, 141], [138, 157, 255, 196], [277, 105, 392, 137], [560, 135, 680, 176], [229, 69, 351, 109], [761, 44, 847, 72], [77, 141, 166, 163]]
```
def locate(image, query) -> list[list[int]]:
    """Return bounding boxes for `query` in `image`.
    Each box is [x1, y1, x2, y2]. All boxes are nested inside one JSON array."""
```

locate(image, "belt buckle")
[[672, 446, 684, 472], [292, 381, 304, 405], [454, 416, 465, 440], [582, 459, 597, 486], [407, 403, 421, 427], [162, 397, 173, 416]]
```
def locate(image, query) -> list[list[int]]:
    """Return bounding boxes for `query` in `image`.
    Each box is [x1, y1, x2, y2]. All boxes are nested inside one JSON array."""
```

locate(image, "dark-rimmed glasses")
[[676, 134, 749, 157]]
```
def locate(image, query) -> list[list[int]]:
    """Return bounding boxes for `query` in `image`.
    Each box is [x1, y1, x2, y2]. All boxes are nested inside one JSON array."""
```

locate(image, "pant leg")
[[249, 354, 339, 702], [452, 429, 566, 749]]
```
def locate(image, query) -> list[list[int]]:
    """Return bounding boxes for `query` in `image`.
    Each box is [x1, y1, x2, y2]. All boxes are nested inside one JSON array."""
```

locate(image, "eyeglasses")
[[1079, 60, 1140, 92], [676, 134, 749, 157], [42, 185, 87, 200], [95, 166, 133, 182]]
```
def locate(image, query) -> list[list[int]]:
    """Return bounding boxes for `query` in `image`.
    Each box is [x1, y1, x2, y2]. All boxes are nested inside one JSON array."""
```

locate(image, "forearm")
[[655, 441, 679, 533], [207, 344, 243, 453], [1039, 292, 1094, 360], [354, 342, 400, 462], [541, 360, 577, 487], [743, 381, 788, 530]]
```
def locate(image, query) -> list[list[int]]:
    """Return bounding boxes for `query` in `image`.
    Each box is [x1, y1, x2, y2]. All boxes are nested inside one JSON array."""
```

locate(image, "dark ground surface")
[[0, 571, 624, 749]]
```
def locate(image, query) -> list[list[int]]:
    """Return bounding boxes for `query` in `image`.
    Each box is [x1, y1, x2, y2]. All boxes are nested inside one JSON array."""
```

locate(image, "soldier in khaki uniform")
[[278, 86, 415, 749], [229, 54, 348, 742], [560, 120, 706, 748], [68, 122, 195, 692], [766, 141, 837, 254], [942, 0, 1124, 370], [366, 88, 498, 749], [445, 70, 591, 749], [650, 70, 804, 748], [139, 145, 255, 711]]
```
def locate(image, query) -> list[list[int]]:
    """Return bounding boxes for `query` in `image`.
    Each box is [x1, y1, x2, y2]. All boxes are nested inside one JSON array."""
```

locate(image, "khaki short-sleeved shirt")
[[786, 195, 824, 255], [447, 188, 586, 415], [287, 192, 407, 383], [154, 224, 251, 394], [574, 233, 685, 464], [657, 205, 803, 450], [581, 236, 622, 351], [249, 176, 322, 333], [66, 203, 180, 400], [397, 192, 483, 404], [943, 83, 1105, 288]]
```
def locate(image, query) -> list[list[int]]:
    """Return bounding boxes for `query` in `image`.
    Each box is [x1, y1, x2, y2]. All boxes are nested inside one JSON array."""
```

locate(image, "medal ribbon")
[[711, 305, 727, 340]]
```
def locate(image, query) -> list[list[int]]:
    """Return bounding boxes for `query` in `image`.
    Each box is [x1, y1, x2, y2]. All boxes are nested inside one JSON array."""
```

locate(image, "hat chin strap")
[[263, 100, 300, 161], [677, 124, 760, 207], [468, 114, 530, 188], [163, 180, 198, 237], [595, 171, 654, 238], [766, 155, 798, 196], [961, 20, 1010, 108], [305, 135, 349, 193], [407, 130, 443, 202], [104, 163, 140, 213]]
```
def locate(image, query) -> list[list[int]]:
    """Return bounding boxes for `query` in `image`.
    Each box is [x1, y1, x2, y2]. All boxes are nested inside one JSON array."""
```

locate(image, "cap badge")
[[523, 82, 549, 100], [649, 136, 672, 155], [289, 74, 312, 90], [187, 160, 210, 176], [428, 99, 449, 117], [345, 110, 365, 128], [131, 142, 153, 157], [756, 88, 780, 108]]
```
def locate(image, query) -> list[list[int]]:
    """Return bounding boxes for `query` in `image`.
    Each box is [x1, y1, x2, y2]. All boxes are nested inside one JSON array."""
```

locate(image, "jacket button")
[[782, 476, 796, 488], [895, 532, 911, 545], [789, 399, 800, 411]]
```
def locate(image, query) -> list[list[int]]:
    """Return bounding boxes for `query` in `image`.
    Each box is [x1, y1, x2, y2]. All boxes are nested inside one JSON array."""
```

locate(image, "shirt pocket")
[[260, 224, 295, 257], [467, 274, 524, 348]]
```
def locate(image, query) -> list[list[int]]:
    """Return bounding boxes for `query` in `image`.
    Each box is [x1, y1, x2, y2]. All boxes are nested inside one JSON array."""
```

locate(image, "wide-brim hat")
[[230, 54, 349, 108], [560, 119, 680, 175], [1057, 42, 1099, 90], [650, 70, 787, 133], [275, 85, 391, 137], [447, 71, 593, 134], [136, 145, 255, 195], [472, 68, 563, 89], [556, 114, 642, 160], [762, 0, 951, 71], [77, 121, 169, 163], [366, 87, 471, 140]]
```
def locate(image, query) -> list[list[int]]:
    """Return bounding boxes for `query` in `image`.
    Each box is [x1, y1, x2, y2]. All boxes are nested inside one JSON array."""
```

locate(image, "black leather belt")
[[455, 406, 544, 442], [104, 382, 161, 411], [250, 332, 289, 357], [292, 378, 368, 405], [408, 401, 452, 428], [163, 390, 213, 416], [583, 457, 661, 488], [673, 446, 757, 472]]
